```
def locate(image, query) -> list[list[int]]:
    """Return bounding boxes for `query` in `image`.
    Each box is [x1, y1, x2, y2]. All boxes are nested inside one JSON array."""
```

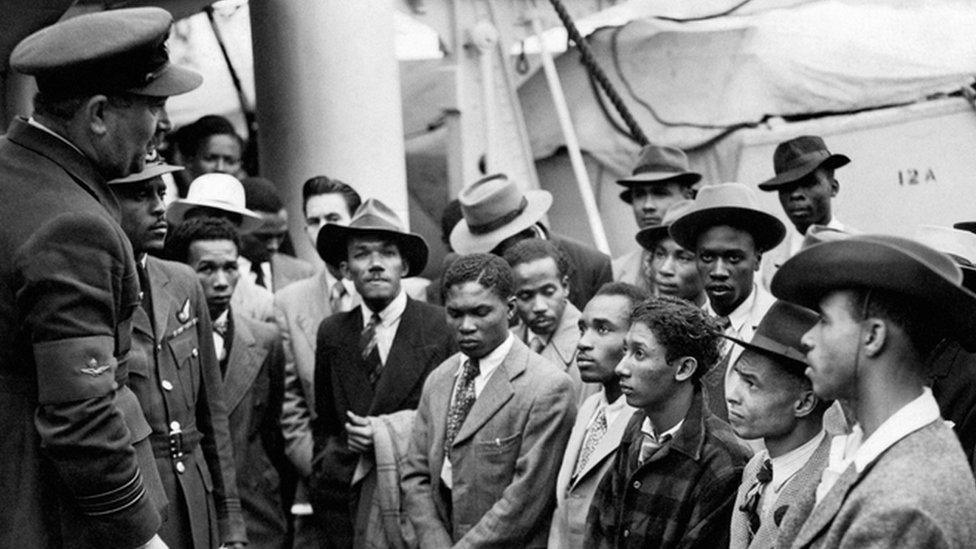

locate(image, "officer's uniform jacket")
[[128, 256, 247, 548], [0, 118, 164, 548]]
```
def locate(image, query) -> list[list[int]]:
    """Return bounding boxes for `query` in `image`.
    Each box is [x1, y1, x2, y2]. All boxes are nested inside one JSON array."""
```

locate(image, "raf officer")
[[0, 9, 201, 548]]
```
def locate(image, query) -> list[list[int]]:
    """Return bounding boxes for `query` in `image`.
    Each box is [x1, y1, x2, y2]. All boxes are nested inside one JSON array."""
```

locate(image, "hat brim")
[[758, 154, 850, 191], [109, 163, 183, 184], [635, 225, 671, 251], [723, 332, 808, 373], [166, 199, 264, 233], [316, 225, 429, 276], [669, 207, 786, 253], [617, 172, 702, 204], [127, 64, 203, 97], [450, 190, 553, 254], [771, 238, 976, 352], [953, 221, 976, 235]]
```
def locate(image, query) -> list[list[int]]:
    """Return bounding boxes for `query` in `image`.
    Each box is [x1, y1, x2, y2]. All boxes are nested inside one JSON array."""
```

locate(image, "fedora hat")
[[317, 198, 428, 276], [108, 162, 183, 185], [771, 234, 976, 352], [167, 173, 263, 232], [724, 300, 819, 371], [758, 136, 850, 191], [635, 199, 695, 251], [669, 183, 786, 253], [617, 145, 702, 203], [915, 225, 976, 292], [450, 174, 553, 254]]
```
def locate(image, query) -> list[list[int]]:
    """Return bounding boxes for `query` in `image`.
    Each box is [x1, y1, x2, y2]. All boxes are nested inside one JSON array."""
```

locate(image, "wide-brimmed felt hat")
[[617, 145, 702, 203], [317, 198, 428, 276], [450, 174, 553, 254], [669, 182, 786, 253], [915, 225, 976, 292], [724, 300, 819, 372], [167, 173, 263, 233], [11, 7, 202, 99], [771, 234, 976, 351], [758, 135, 850, 191], [635, 199, 695, 251], [108, 162, 183, 185]]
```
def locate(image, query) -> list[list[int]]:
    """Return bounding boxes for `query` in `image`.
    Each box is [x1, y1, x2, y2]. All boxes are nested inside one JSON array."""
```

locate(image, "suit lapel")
[[573, 404, 637, 485], [791, 463, 862, 548], [147, 258, 174, 337], [132, 302, 155, 339], [223, 315, 268, 413], [558, 396, 596, 496], [334, 307, 375, 413], [296, 272, 330, 349], [451, 343, 524, 447], [548, 304, 581, 367], [730, 453, 763, 549], [368, 299, 429, 415]]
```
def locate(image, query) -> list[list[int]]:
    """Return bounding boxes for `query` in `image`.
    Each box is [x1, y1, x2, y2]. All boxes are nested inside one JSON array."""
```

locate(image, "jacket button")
[[170, 421, 181, 431], [161, 380, 173, 391], [191, 348, 199, 358], [155, 344, 162, 353], [623, 528, 630, 538], [176, 462, 185, 474], [633, 480, 641, 489]]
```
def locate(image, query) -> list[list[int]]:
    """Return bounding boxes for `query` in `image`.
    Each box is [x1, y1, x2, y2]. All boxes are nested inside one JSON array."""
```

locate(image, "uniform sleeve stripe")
[[76, 470, 146, 516]]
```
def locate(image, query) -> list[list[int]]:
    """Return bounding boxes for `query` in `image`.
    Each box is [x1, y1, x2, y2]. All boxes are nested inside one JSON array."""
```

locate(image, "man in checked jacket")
[[585, 296, 751, 548]]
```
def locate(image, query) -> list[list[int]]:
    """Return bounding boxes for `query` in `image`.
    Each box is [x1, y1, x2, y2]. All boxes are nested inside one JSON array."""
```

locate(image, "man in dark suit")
[[450, 173, 612, 309], [402, 253, 577, 547], [310, 199, 455, 548], [0, 9, 201, 548], [167, 217, 290, 548], [112, 165, 247, 548]]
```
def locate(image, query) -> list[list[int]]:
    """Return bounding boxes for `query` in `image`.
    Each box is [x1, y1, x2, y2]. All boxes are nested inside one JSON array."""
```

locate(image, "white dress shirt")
[[787, 217, 848, 257], [360, 289, 408, 365], [762, 430, 825, 515]]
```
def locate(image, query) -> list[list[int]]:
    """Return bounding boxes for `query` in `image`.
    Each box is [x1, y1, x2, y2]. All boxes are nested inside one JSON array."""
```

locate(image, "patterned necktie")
[[361, 312, 382, 385], [212, 315, 229, 364], [529, 335, 546, 354], [638, 431, 672, 466], [443, 358, 480, 458], [740, 458, 773, 535], [573, 406, 608, 481], [329, 281, 347, 313]]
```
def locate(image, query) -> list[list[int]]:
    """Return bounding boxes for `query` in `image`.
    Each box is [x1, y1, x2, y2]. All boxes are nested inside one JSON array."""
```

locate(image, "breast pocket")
[[473, 432, 521, 489], [166, 330, 201, 408]]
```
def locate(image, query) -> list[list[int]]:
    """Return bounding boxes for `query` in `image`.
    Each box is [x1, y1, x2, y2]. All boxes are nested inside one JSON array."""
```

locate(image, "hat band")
[[632, 163, 687, 176], [776, 150, 829, 173], [468, 197, 528, 235]]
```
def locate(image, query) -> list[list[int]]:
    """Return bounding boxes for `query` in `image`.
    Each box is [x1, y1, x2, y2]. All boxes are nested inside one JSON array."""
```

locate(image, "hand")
[[135, 534, 168, 549], [345, 411, 375, 453]]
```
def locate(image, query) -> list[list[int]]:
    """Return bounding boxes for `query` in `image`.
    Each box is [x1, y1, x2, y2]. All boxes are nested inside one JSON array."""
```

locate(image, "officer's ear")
[[84, 95, 111, 136]]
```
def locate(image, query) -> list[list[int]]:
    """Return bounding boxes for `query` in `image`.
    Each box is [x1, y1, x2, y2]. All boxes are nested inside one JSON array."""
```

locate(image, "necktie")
[[573, 406, 608, 481], [212, 315, 228, 363], [638, 431, 672, 466], [444, 358, 480, 458], [137, 262, 154, 330], [529, 335, 546, 354], [329, 281, 347, 313], [361, 312, 382, 385], [252, 260, 267, 288], [740, 458, 773, 535]]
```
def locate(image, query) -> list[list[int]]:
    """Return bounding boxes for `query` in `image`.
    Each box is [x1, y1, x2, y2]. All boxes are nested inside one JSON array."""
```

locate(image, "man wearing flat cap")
[[773, 235, 976, 547], [758, 135, 851, 286], [614, 145, 699, 293], [451, 173, 612, 310], [724, 301, 833, 549], [0, 8, 201, 548], [670, 182, 786, 422], [309, 199, 455, 547]]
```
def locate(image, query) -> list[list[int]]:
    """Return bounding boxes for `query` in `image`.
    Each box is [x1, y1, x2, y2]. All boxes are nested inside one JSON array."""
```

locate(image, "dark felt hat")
[[617, 145, 702, 203], [724, 300, 819, 371], [771, 234, 976, 351], [635, 199, 695, 251], [10, 7, 202, 99], [317, 198, 429, 276], [669, 183, 786, 253], [758, 136, 850, 191]]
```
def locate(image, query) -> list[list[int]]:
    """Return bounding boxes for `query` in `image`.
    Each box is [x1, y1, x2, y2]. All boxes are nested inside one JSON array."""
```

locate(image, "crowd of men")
[[2, 7, 976, 549]]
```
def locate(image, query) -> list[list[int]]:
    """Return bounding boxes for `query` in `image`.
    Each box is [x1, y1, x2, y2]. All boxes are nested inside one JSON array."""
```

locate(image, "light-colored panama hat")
[[167, 173, 263, 232], [450, 173, 553, 254], [915, 225, 976, 292], [108, 162, 183, 185], [669, 182, 786, 253]]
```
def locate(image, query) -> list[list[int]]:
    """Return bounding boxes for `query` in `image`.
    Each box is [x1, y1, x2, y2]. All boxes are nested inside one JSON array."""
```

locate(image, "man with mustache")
[[506, 239, 591, 404], [670, 183, 786, 421], [548, 282, 646, 548], [613, 145, 700, 293], [309, 199, 455, 548]]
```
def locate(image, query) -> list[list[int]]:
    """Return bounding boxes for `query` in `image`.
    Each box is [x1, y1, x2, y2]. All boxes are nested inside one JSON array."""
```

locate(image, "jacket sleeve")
[[261, 334, 291, 483], [16, 212, 160, 547], [456, 372, 578, 548], [192, 280, 247, 544], [273, 298, 314, 477]]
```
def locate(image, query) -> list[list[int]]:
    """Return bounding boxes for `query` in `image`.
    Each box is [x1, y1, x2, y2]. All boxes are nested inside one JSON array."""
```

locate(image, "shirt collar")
[[27, 116, 85, 156], [789, 216, 847, 256], [215, 308, 229, 326], [603, 389, 630, 414], [770, 430, 825, 491], [850, 387, 940, 472], [458, 332, 514, 380], [362, 289, 408, 328], [324, 268, 355, 296], [641, 416, 684, 442], [705, 283, 758, 332]]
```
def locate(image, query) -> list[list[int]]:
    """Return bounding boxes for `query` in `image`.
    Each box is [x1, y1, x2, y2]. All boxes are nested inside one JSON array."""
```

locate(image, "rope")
[[547, 0, 650, 146]]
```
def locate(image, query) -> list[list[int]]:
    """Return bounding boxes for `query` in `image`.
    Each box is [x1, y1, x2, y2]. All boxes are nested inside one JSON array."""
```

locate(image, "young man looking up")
[[586, 296, 750, 548], [549, 282, 648, 548], [772, 235, 976, 547], [403, 253, 576, 547], [724, 301, 830, 549]]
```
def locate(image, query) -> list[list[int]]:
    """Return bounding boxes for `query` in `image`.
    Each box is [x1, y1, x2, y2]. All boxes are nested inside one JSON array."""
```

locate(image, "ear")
[[862, 317, 887, 358], [830, 176, 840, 196], [794, 389, 818, 418], [84, 95, 110, 136], [561, 275, 571, 294], [506, 295, 517, 319], [399, 257, 410, 277], [753, 252, 763, 271], [339, 261, 350, 280], [673, 356, 698, 382], [682, 186, 695, 199]]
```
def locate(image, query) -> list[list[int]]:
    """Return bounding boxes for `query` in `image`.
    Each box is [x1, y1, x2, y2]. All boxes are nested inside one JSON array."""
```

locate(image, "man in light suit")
[[310, 199, 456, 548], [273, 176, 361, 546], [772, 235, 976, 547], [402, 253, 577, 547], [505, 239, 590, 403], [548, 282, 646, 548], [723, 301, 831, 549], [167, 217, 291, 548]]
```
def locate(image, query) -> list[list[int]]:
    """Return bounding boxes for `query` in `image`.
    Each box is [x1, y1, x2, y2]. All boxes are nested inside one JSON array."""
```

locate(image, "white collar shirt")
[[788, 217, 847, 257], [762, 430, 825, 515], [27, 116, 85, 156], [587, 388, 631, 433], [324, 269, 356, 313], [360, 289, 408, 365], [641, 416, 684, 443]]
